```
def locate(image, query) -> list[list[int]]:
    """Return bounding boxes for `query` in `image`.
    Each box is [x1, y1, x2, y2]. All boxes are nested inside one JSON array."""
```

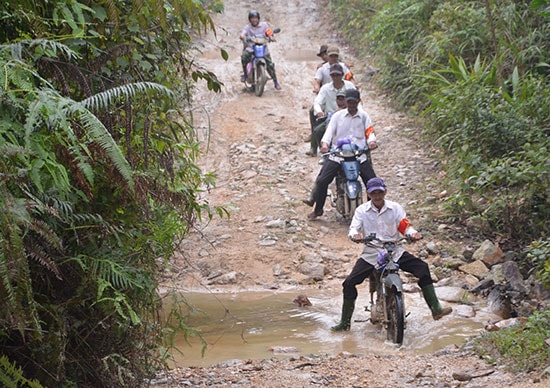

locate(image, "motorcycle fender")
[[345, 181, 362, 200], [383, 273, 403, 292], [254, 44, 266, 58]]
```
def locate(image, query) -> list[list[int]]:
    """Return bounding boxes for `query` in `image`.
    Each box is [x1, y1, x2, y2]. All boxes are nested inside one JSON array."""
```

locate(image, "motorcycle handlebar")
[[246, 28, 281, 43], [350, 235, 416, 244], [319, 147, 368, 158]]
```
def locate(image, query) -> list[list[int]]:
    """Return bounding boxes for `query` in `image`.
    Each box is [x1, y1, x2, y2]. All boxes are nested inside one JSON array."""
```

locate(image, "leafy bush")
[[424, 58, 550, 239], [0, 1, 227, 386], [472, 310, 550, 373], [525, 239, 550, 289], [331, 0, 550, 243]]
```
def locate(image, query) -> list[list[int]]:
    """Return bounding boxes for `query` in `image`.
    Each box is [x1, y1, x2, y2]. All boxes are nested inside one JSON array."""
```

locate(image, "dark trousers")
[[342, 252, 433, 300], [241, 51, 277, 82], [313, 157, 376, 214]]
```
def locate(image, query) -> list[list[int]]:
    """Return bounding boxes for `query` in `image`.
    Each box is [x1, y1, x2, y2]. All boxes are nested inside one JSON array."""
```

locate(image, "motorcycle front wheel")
[[254, 64, 267, 97], [386, 290, 405, 345], [345, 193, 362, 220]]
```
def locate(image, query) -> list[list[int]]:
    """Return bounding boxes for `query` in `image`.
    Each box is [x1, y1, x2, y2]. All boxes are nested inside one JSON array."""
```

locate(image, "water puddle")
[[166, 289, 493, 367]]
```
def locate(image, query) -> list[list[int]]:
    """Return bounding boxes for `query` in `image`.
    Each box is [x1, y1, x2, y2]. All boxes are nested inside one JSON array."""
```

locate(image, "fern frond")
[[25, 244, 62, 280], [0, 355, 44, 388], [0, 40, 78, 62], [72, 104, 134, 191], [80, 82, 174, 112]]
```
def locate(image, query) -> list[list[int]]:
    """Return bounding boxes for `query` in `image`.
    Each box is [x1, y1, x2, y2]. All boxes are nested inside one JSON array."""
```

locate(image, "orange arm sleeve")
[[398, 218, 411, 235], [365, 125, 375, 139]]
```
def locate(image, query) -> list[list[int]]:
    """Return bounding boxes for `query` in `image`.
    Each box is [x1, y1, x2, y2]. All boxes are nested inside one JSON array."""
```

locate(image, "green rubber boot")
[[331, 298, 355, 331], [422, 284, 452, 320]]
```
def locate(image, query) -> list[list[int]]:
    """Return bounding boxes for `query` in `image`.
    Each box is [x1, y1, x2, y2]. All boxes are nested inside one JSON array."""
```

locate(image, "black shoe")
[[302, 199, 314, 207], [307, 210, 323, 220]]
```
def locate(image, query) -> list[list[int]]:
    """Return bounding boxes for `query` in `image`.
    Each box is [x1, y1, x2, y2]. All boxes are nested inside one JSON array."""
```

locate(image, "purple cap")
[[366, 177, 387, 193]]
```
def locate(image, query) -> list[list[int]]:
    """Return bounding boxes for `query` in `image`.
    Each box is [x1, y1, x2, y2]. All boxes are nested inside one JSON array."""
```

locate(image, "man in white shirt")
[[306, 64, 356, 156], [313, 46, 354, 93], [307, 89, 377, 219], [331, 177, 452, 331]]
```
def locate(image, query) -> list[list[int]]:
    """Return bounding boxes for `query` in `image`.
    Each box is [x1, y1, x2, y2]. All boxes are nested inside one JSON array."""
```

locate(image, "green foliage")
[[525, 239, 550, 289], [472, 310, 550, 373], [0, 0, 227, 386], [330, 0, 550, 244], [423, 56, 550, 239], [0, 356, 44, 388]]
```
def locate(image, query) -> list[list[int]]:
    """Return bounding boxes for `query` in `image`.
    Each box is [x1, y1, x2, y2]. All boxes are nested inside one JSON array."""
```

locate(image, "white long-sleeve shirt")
[[315, 61, 352, 86], [313, 80, 355, 116], [349, 199, 418, 265], [321, 108, 377, 163]]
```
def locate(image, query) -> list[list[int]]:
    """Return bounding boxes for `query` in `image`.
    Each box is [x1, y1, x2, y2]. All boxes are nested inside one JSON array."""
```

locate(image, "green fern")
[[0, 355, 44, 388]]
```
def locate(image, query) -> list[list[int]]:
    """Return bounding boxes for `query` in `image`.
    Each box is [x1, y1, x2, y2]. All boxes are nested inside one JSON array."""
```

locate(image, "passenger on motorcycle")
[[307, 44, 329, 133], [315, 44, 329, 71], [306, 63, 356, 157], [307, 46, 355, 144], [239, 10, 281, 90], [307, 89, 377, 220], [331, 177, 453, 331], [313, 46, 355, 94]]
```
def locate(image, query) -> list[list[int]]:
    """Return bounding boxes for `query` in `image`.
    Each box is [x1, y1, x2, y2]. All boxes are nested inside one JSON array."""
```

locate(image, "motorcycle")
[[352, 234, 413, 345], [325, 139, 369, 220], [243, 28, 280, 97]]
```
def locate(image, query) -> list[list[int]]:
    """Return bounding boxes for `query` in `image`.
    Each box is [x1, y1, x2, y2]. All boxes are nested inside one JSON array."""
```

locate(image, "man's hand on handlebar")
[[350, 233, 422, 243], [320, 142, 330, 154], [409, 232, 423, 241]]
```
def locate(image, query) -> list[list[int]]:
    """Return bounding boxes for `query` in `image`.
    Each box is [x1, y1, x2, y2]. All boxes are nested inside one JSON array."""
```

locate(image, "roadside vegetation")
[[329, 0, 549, 374], [473, 310, 550, 373], [0, 0, 227, 386]]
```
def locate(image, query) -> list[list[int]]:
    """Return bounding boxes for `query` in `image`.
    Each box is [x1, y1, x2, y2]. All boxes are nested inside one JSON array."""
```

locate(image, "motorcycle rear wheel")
[[254, 64, 266, 97], [386, 290, 405, 345]]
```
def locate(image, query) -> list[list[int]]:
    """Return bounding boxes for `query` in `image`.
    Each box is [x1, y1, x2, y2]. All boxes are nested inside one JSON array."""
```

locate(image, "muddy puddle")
[[165, 289, 496, 367]]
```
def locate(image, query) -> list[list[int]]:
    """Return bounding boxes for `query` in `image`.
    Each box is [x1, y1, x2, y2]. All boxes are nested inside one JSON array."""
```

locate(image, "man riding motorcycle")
[[307, 89, 377, 220], [239, 10, 281, 90]]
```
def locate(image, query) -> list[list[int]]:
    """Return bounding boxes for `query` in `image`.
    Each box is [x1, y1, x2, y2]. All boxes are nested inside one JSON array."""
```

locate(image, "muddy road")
[[157, 1, 544, 387]]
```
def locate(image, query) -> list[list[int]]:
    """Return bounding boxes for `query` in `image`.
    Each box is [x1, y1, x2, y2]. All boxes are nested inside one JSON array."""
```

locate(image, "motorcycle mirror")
[[273, 28, 281, 34]]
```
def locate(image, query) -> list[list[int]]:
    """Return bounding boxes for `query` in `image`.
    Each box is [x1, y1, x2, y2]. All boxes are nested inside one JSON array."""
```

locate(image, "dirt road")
[[158, 1, 544, 387], [169, 0, 438, 292]]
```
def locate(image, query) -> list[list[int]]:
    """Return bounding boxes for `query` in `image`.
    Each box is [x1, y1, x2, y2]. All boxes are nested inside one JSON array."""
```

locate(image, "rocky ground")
[[155, 0, 548, 387]]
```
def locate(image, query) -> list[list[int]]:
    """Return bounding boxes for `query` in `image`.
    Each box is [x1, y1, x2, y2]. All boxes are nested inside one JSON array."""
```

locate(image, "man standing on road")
[[331, 177, 453, 331], [307, 89, 377, 219]]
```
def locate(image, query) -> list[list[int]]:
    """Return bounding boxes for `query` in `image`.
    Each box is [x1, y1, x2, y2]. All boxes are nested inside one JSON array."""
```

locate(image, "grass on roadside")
[[471, 310, 550, 374]]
